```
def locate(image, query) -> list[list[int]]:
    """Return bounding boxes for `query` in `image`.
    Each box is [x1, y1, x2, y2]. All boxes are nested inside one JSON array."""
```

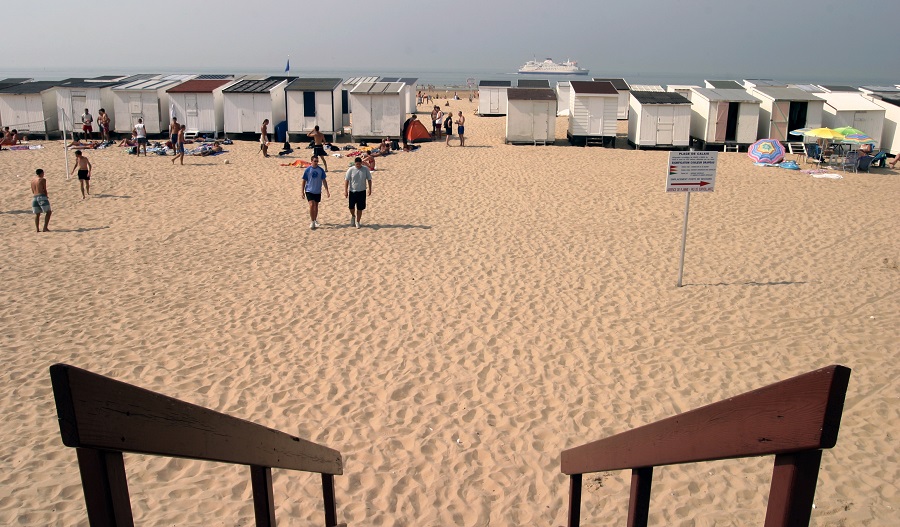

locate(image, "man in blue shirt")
[[302, 155, 330, 229]]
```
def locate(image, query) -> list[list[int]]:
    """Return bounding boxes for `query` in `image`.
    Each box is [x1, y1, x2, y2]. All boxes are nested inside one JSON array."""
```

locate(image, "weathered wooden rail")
[[560, 365, 851, 527], [50, 363, 345, 527]]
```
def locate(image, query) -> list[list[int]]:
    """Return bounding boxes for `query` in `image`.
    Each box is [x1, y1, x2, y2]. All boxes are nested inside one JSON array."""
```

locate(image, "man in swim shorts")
[[70, 150, 92, 199], [302, 155, 330, 229], [455, 111, 466, 147], [344, 157, 372, 228], [81, 108, 93, 141], [308, 125, 329, 171], [260, 119, 270, 157], [172, 124, 186, 165], [98, 109, 111, 142], [31, 168, 52, 232], [169, 116, 180, 154]]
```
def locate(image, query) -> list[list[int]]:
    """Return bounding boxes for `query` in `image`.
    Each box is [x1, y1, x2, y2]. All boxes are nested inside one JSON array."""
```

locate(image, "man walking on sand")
[[169, 116, 180, 154], [303, 155, 330, 229], [70, 150, 92, 199], [172, 124, 186, 165], [308, 125, 329, 171], [455, 111, 466, 147], [344, 157, 372, 229], [31, 169, 52, 232], [133, 118, 148, 156], [260, 119, 270, 157]]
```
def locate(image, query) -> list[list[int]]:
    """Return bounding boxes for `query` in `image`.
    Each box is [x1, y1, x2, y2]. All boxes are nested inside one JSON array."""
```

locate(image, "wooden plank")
[[76, 448, 135, 527], [763, 451, 822, 527], [50, 364, 343, 475], [626, 467, 652, 527], [561, 365, 850, 474], [250, 466, 276, 527]]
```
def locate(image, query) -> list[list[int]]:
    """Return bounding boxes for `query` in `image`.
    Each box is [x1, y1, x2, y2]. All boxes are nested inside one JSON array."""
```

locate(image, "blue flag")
[[285, 59, 290, 73]]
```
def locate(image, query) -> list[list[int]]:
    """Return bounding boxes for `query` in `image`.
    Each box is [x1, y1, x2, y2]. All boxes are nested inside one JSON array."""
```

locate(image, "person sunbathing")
[[369, 138, 391, 157], [361, 152, 376, 170], [119, 132, 138, 147], [198, 141, 224, 156]]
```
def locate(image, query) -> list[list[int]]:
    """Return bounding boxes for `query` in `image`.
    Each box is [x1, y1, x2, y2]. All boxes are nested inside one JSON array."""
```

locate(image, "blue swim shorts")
[[32, 194, 51, 213]]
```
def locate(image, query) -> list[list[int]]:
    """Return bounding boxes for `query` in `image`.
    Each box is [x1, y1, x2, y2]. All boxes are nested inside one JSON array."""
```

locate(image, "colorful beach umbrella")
[[833, 126, 866, 136], [748, 138, 786, 164], [841, 133, 876, 145], [803, 127, 846, 140], [789, 127, 811, 136]]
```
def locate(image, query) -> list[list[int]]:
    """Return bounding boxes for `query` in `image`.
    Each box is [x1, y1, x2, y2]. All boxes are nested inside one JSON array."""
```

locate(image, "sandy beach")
[[1, 98, 898, 526]]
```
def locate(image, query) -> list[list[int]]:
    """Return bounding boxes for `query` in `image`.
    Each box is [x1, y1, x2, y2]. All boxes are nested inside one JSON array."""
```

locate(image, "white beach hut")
[[379, 77, 418, 115], [342, 76, 378, 128], [167, 79, 233, 139], [111, 77, 190, 135], [567, 80, 619, 146], [688, 88, 761, 151], [0, 81, 60, 138], [628, 91, 692, 149], [555, 81, 571, 116], [54, 78, 120, 136], [592, 78, 631, 119], [814, 92, 885, 149], [863, 92, 900, 155], [348, 81, 405, 140], [505, 88, 557, 145], [222, 77, 291, 136], [746, 86, 824, 142], [478, 80, 512, 116], [285, 78, 343, 142], [666, 85, 699, 101]]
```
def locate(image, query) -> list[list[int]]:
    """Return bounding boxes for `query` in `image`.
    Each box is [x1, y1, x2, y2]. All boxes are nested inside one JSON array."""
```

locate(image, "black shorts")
[[306, 192, 321, 203], [313, 145, 327, 158], [77, 169, 90, 180], [137, 137, 147, 144], [348, 190, 366, 210]]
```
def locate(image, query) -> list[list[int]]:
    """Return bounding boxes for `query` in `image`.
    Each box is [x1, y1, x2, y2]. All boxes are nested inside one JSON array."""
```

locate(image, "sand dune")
[[1, 99, 898, 526]]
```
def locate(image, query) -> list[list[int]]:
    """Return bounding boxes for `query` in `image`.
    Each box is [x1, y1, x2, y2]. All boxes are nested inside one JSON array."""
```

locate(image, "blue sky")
[[2, 0, 898, 85]]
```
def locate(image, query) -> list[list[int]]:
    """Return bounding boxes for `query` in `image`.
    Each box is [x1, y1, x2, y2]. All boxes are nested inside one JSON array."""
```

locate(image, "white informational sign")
[[666, 151, 718, 193]]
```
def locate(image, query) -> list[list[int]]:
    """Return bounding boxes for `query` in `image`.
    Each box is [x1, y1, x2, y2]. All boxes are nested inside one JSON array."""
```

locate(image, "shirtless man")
[[81, 108, 94, 141], [0, 127, 9, 149], [70, 150, 93, 199], [455, 111, 466, 147], [260, 119, 270, 157], [172, 124, 186, 165], [307, 125, 329, 171], [169, 117, 180, 154], [31, 169, 52, 232], [98, 109, 111, 142]]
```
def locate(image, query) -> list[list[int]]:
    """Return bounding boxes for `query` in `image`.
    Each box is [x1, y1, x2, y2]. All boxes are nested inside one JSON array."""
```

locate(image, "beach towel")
[[812, 173, 843, 179], [778, 160, 800, 170], [280, 159, 311, 168], [7, 144, 43, 151]]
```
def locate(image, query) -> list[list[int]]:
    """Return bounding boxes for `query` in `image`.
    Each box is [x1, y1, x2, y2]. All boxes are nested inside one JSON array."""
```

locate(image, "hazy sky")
[[2, 0, 898, 84]]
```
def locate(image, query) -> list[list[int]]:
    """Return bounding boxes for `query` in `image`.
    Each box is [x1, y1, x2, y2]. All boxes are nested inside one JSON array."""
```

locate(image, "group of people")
[[0, 126, 20, 149], [429, 105, 465, 146], [80, 108, 111, 142], [300, 154, 372, 230]]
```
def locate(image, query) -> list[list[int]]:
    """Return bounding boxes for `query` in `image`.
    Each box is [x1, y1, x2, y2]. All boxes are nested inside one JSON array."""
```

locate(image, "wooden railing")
[[560, 365, 851, 527], [49, 363, 345, 527]]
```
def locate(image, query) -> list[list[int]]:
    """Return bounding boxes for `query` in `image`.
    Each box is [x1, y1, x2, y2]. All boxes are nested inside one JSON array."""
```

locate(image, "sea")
[[1, 66, 895, 90]]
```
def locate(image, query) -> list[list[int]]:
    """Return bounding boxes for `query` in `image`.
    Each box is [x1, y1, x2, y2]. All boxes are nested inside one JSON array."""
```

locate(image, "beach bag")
[[391, 140, 400, 150]]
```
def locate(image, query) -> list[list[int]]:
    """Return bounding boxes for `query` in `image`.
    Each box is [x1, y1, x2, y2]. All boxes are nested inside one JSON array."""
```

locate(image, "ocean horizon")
[[1, 66, 896, 90]]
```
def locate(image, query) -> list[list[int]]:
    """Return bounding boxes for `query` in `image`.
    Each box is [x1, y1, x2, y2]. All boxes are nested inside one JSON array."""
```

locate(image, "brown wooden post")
[[322, 473, 338, 527], [626, 467, 653, 527], [764, 450, 823, 527], [250, 465, 276, 527], [567, 473, 582, 527], [75, 448, 135, 527]]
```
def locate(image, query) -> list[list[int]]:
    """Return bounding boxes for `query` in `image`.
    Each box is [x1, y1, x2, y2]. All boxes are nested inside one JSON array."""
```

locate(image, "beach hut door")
[[657, 107, 675, 145], [371, 98, 384, 134], [588, 97, 605, 134], [771, 101, 790, 141], [490, 90, 500, 114], [185, 94, 199, 131], [535, 102, 550, 140], [129, 95, 143, 127], [713, 102, 728, 143], [9, 96, 27, 130]]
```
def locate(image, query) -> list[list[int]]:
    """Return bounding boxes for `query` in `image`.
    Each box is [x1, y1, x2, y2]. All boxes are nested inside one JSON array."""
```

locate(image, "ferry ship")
[[518, 58, 589, 75]]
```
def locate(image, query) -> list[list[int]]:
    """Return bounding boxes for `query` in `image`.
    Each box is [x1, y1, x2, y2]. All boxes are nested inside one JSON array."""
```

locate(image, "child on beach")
[[70, 150, 92, 199]]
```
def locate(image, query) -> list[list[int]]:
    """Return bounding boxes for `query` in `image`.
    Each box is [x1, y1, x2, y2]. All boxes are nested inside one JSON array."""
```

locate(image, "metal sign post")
[[666, 151, 718, 287]]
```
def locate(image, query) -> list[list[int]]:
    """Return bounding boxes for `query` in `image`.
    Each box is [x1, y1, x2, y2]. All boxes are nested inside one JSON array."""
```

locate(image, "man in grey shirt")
[[344, 157, 372, 229]]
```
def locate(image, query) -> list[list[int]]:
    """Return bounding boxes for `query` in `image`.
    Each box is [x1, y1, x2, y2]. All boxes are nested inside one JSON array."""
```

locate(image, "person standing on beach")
[[344, 156, 372, 229], [308, 125, 329, 171], [444, 111, 453, 146], [172, 125, 186, 165], [455, 111, 466, 147], [70, 150, 92, 199], [169, 117, 180, 153], [432, 106, 443, 140], [133, 118, 148, 156], [401, 114, 417, 151], [260, 119, 270, 157], [31, 169, 52, 232], [81, 108, 93, 141], [302, 155, 329, 229], [98, 109, 111, 142]]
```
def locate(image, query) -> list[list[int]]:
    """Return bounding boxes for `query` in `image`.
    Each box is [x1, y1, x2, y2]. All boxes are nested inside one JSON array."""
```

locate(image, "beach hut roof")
[[398, 77, 418, 85], [705, 80, 743, 89], [592, 78, 630, 90], [223, 78, 287, 93], [195, 74, 235, 80], [570, 80, 618, 95], [630, 84, 665, 92], [818, 84, 858, 92], [167, 79, 232, 93], [876, 94, 900, 106], [753, 87, 824, 101], [0, 77, 33, 84], [691, 88, 760, 103], [791, 84, 826, 93], [88, 75, 132, 82], [0, 80, 60, 94], [507, 87, 556, 101], [631, 91, 691, 104], [344, 76, 379, 86], [114, 78, 184, 91], [861, 85, 900, 93], [285, 78, 343, 91], [58, 78, 120, 89], [479, 80, 512, 87], [517, 79, 550, 88], [745, 79, 788, 87], [350, 82, 404, 94], [815, 92, 885, 111], [160, 74, 197, 81]]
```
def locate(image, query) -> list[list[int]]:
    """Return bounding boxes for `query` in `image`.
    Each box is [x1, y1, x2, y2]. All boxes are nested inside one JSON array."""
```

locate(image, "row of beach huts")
[[1, 74, 898, 155], [0, 73, 420, 142], [483, 78, 900, 154]]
